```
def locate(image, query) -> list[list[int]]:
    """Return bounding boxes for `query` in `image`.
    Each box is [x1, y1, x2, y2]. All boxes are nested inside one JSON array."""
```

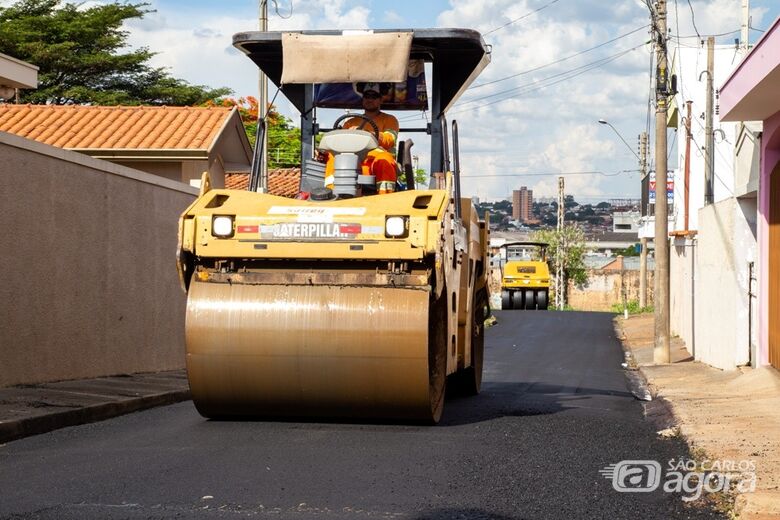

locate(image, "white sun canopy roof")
[[280, 31, 413, 85]]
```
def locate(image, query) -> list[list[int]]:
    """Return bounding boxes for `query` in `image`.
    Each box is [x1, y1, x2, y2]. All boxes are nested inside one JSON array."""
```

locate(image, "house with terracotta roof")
[[0, 104, 252, 188]]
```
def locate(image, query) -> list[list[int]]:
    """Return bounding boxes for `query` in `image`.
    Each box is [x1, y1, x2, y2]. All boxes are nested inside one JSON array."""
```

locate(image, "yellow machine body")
[[177, 177, 490, 423], [177, 27, 491, 423], [500, 243, 550, 311]]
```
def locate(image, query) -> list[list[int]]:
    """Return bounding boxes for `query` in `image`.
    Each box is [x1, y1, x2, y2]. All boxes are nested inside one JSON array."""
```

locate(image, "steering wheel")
[[332, 114, 380, 139]]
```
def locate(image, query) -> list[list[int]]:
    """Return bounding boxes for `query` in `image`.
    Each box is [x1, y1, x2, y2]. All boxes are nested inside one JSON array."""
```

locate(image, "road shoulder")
[[0, 370, 190, 444], [615, 314, 780, 520]]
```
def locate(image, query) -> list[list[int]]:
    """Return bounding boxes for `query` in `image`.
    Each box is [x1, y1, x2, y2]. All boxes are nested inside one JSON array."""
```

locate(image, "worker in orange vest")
[[326, 82, 399, 194]]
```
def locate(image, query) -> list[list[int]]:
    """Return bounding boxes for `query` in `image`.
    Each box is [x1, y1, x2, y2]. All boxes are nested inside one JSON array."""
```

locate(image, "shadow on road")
[[439, 380, 634, 427]]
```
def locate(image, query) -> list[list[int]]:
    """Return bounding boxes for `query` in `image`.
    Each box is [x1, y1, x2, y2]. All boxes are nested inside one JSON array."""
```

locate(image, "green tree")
[[0, 0, 230, 105], [209, 96, 301, 169], [616, 244, 641, 257], [532, 224, 589, 305], [398, 168, 428, 188]]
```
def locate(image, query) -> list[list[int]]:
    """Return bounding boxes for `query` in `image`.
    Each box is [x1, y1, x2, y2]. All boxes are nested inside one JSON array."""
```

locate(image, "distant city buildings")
[[512, 186, 533, 222], [612, 211, 641, 233]]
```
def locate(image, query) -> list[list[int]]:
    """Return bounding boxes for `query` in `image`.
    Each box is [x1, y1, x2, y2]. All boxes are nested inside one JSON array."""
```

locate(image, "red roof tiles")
[[0, 104, 234, 150], [225, 168, 301, 198]]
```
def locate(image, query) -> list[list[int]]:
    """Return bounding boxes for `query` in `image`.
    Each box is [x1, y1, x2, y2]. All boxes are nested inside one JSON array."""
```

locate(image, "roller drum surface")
[[185, 280, 440, 421]]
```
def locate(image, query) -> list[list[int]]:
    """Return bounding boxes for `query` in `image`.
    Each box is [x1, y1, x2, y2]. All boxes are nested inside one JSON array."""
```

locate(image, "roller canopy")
[[232, 28, 490, 113]]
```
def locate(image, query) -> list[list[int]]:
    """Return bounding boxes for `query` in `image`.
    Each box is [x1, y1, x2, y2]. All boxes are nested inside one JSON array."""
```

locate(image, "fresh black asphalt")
[[0, 311, 726, 519]]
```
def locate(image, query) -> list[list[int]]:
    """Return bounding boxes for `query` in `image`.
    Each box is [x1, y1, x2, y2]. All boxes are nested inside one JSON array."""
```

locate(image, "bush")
[[611, 300, 653, 315]]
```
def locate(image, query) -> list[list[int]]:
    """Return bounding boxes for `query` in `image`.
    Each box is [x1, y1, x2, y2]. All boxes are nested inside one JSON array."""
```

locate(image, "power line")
[[484, 0, 560, 36], [447, 43, 647, 116], [685, 0, 702, 39], [462, 170, 639, 178], [669, 29, 740, 39], [270, 0, 293, 19], [470, 24, 649, 90], [455, 42, 647, 108]]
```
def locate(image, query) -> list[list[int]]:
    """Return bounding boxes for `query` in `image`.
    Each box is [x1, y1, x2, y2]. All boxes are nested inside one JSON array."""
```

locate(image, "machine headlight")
[[212, 215, 235, 238], [385, 216, 409, 238]]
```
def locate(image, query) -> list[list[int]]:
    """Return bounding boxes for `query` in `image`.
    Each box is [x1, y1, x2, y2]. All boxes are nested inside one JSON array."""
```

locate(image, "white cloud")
[[105, 0, 772, 201]]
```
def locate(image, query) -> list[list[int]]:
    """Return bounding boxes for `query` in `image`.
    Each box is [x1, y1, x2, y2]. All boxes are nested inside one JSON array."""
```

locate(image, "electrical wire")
[[271, 0, 293, 19], [461, 170, 638, 178], [455, 42, 647, 108], [673, 0, 685, 97], [470, 24, 649, 90], [484, 0, 560, 36], [686, 0, 702, 40], [669, 29, 740, 39], [447, 43, 647, 116]]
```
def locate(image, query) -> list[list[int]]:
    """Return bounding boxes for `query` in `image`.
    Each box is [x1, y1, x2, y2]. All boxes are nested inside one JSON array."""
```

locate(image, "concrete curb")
[[0, 389, 191, 445]]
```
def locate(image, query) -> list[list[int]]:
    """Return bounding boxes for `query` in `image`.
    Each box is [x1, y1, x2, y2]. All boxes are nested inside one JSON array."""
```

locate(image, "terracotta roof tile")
[[225, 172, 249, 190], [0, 104, 234, 150], [269, 168, 301, 198], [224, 168, 301, 198]]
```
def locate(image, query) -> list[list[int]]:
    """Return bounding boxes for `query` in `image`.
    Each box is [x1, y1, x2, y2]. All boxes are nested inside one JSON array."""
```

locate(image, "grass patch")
[[611, 299, 654, 315]]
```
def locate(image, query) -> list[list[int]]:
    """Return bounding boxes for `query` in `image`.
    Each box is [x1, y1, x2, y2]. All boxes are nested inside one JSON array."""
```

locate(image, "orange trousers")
[[325, 149, 397, 194]]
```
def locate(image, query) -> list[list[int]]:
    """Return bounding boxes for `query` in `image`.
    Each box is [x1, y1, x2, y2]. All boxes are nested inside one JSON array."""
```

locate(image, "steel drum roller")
[[185, 280, 440, 420]]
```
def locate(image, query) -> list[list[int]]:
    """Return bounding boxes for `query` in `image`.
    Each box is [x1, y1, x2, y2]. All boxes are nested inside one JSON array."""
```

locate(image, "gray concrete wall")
[[0, 132, 197, 387]]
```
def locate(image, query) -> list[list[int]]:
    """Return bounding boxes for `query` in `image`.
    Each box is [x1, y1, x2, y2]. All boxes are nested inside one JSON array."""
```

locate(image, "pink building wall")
[[719, 16, 780, 368], [760, 114, 780, 366]]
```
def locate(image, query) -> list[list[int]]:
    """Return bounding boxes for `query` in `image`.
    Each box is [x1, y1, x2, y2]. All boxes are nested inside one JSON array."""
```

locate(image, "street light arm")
[[598, 119, 642, 163]]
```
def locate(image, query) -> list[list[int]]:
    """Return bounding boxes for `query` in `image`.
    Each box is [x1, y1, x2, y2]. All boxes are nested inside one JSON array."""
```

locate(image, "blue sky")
[[119, 0, 780, 201]]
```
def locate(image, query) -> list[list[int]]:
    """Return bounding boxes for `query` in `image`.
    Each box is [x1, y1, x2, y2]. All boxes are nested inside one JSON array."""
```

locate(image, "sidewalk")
[[0, 370, 190, 444], [616, 314, 780, 520]]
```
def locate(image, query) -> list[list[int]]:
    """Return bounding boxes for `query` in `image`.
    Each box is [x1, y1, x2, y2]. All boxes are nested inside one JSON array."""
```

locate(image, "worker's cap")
[[356, 82, 390, 97]]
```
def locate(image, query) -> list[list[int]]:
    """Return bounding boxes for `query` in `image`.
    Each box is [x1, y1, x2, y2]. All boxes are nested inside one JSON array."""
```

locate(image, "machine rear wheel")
[[524, 289, 535, 310], [537, 289, 549, 310], [511, 291, 523, 309], [501, 290, 512, 310], [451, 289, 487, 396]]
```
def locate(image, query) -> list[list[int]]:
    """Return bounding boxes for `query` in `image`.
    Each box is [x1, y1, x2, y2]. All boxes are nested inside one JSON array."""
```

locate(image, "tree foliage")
[[207, 96, 301, 170], [532, 224, 589, 303], [0, 0, 230, 105]]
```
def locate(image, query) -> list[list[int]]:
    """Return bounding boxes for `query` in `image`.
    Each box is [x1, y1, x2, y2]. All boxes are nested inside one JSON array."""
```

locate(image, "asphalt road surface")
[[0, 311, 726, 519]]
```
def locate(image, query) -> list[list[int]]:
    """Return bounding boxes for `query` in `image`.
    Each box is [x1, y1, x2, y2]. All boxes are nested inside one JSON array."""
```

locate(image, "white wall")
[[670, 236, 696, 353], [694, 199, 755, 369]]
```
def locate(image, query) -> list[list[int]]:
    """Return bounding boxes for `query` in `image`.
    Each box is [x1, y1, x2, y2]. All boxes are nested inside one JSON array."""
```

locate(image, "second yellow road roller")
[[500, 242, 551, 310], [177, 29, 491, 423]]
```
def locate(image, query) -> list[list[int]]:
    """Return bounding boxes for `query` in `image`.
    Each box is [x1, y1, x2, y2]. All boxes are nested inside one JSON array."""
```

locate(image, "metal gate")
[[770, 163, 780, 370]]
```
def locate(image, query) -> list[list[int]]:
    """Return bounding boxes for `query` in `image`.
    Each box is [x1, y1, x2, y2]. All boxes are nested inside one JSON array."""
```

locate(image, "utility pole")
[[653, 0, 671, 364], [258, 0, 269, 193], [741, 0, 750, 52], [639, 131, 648, 309], [556, 177, 565, 311], [704, 36, 715, 205], [683, 100, 692, 230]]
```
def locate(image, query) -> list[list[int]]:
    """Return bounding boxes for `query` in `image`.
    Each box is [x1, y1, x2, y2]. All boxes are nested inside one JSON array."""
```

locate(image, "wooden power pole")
[[653, 0, 671, 364], [639, 131, 649, 309], [556, 177, 565, 310], [704, 37, 715, 205], [258, 0, 269, 193]]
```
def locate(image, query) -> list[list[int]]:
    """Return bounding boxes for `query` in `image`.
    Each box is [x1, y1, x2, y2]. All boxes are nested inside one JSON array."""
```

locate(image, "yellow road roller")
[[177, 29, 491, 423], [500, 242, 551, 310]]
